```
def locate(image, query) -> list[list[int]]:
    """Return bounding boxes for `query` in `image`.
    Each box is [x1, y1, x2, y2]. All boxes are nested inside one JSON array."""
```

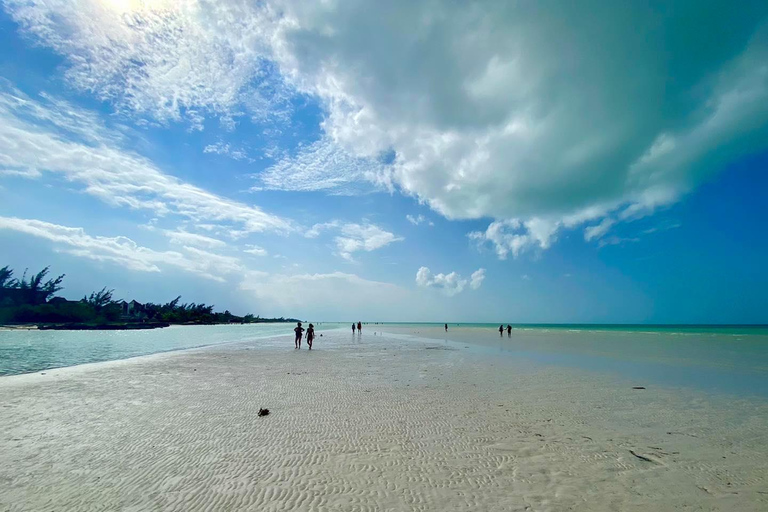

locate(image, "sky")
[[0, 0, 767, 323]]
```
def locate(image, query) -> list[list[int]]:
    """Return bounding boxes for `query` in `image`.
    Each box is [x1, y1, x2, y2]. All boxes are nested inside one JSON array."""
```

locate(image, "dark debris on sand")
[[258, 408, 270, 417]]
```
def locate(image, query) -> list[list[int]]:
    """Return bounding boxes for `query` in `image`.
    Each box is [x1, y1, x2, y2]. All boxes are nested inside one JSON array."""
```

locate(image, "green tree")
[[0, 266, 18, 288], [17, 266, 65, 301], [84, 287, 114, 311]]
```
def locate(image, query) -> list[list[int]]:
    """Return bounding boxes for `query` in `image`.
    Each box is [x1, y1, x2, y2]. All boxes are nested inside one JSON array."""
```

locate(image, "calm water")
[[2, 323, 768, 397], [374, 324, 768, 397], [0, 323, 343, 376]]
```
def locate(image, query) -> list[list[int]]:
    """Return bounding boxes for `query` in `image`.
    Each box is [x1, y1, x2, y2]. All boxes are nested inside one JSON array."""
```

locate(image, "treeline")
[[0, 265, 297, 326]]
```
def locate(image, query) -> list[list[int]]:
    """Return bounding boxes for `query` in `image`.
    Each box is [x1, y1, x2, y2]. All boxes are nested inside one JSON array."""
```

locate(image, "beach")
[[1, 328, 767, 511]]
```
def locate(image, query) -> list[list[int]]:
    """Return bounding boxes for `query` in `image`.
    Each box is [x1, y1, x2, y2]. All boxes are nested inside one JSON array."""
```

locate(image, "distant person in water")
[[499, 324, 504, 336], [445, 323, 448, 332], [507, 325, 512, 336], [306, 324, 315, 350], [357, 321, 362, 332], [294, 322, 304, 349], [352, 323, 356, 334]]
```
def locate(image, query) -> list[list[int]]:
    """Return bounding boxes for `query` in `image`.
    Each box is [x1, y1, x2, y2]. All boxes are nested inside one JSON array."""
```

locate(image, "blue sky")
[[0, 1, 766, 323]]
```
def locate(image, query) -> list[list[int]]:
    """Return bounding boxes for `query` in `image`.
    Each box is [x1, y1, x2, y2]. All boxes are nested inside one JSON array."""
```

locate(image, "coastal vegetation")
[[0, 265, 298, 328]]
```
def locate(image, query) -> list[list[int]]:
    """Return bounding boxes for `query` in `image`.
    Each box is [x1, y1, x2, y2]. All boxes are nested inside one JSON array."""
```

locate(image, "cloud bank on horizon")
[[1, 0, 767, 321]]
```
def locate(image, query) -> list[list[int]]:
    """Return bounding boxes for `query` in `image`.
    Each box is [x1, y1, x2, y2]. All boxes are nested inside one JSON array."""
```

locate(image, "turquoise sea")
[[2, 323, 767, 397]]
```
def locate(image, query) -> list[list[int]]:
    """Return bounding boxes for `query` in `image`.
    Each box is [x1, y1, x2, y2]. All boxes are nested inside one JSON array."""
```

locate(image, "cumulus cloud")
[[416, 266, 484, 296], [6, 0, 768, 254], [304, 221, 403, 260], [0, 83, 291, 234], [0, 216, 242, 281], [470, 268, 486, 290]]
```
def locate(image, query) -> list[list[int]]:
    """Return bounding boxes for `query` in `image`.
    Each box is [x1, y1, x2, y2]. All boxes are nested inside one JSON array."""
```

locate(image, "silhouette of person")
[[507, 325, 512, 336], [445, 323, 448, 332], [307, 324, 315, 350], [294, 322, 305, 349], [352, 323, 356, 334], [357, 321, 362, 333], [499, 324, 504, 336]]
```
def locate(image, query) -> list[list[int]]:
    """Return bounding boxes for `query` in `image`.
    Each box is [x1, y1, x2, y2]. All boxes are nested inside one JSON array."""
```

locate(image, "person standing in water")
[[352, 323, 356, 334], [507, 325, 512, 336], [499, 324, 504, 336], [294, 322, 305, 349], [357, 321, 362, 333], [307, 324, 315, 350], [445, 323, 448, 332]]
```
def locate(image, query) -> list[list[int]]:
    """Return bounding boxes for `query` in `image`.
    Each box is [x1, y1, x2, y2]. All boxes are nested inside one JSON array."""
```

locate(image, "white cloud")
[[163, 229, 226, 249], [239, 271, 408, 313], [6, 0, 768, 255], [406, 214, 433, 226], [598, 236, 640, 248], [584, 218, 616, 242], [334, 223, 403, 261], [304, 220, 341, 239], [416, 266, 484, 296], [304, 221, 403, 260], [254, 137, 389, 195], [0, 216, 243, 282], [3, 0, 290, 126], [470, 268, 486, 290], [243, 245, 268, 257], [0, 83, 292, 235], [203, 142, 251, 161]]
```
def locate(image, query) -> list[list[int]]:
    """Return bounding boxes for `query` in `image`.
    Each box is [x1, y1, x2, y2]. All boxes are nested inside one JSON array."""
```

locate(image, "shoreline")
[[1, 329, 767, 510]]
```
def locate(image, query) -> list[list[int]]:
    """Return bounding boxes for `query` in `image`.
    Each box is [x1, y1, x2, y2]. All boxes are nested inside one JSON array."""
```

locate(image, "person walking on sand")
[[507, 325, 512, 336], [307, 324, 315, 350], [294, 322, 305, 349], [357, 321, 362, 333], [499, 324, 504, 336]]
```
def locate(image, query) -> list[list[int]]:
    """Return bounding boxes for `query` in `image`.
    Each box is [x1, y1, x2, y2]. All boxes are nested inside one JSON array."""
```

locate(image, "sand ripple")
[[1, 331, 767, 511]]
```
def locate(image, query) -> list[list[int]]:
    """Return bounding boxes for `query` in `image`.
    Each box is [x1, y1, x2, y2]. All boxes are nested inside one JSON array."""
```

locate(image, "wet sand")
[[1, 329, 767, 511]]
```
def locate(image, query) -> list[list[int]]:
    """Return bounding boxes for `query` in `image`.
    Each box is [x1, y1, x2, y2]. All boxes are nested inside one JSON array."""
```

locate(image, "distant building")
[[118, 300, 146, 320], [47, 297, 80, 306]]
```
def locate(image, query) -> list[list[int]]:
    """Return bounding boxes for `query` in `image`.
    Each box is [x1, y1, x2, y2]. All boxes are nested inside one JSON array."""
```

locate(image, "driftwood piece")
[[629, 450, 656, 463]]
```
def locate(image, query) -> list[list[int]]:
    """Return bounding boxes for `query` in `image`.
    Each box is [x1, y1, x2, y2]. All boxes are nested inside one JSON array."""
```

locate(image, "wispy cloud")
[[0, 216, 242, 281], [3, 0, 291, 127], [406, 214, 433, 226], [163, 229, 227, 249], [239, 270, 408, 314], [0, 84, 292, 235], [4, 0, 767, 258], [304, 221, 403, 260], [243, 245, 268, 257], [203, 142, 252, 162], [254, 137, 389, 195]]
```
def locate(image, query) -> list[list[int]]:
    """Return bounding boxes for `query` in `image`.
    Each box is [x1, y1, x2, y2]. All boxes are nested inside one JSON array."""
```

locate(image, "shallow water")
[[0, 323, 344, 376], [3, 323, 768, 399], [375, 325, 768, 397]]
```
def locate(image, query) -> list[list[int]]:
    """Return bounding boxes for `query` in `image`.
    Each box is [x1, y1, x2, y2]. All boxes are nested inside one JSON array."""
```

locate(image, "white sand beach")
[[1, 329, 767, 511]]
